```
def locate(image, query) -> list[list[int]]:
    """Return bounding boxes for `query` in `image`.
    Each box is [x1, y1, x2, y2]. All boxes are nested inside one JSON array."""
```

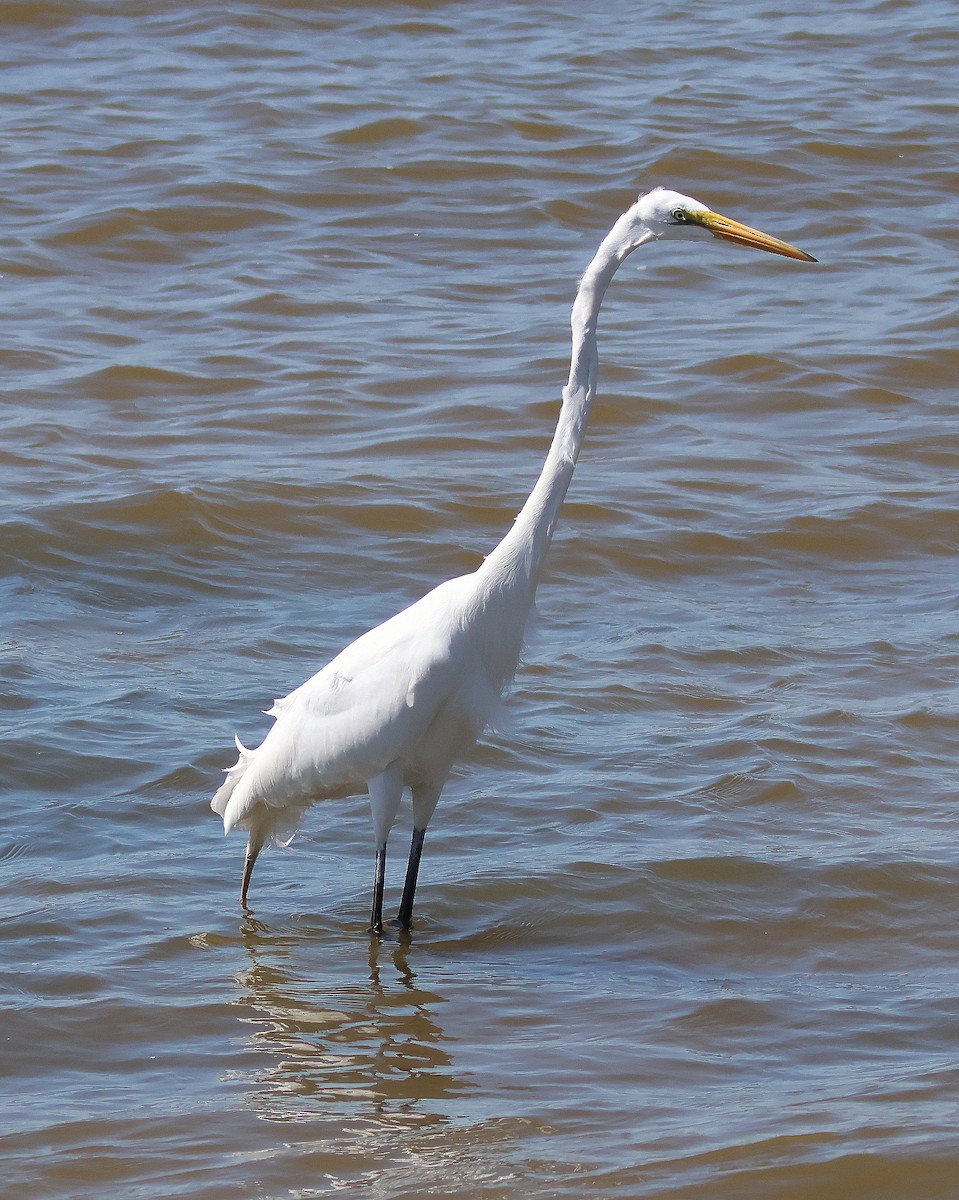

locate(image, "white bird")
[[212, 187, 816, 934]]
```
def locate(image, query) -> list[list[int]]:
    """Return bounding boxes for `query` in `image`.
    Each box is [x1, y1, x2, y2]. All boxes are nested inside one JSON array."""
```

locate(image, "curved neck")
[[478, 215, 650, 599]]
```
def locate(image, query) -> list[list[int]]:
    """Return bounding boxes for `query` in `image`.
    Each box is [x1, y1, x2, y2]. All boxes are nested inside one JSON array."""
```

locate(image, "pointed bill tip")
[[699, 210, 817, 262]]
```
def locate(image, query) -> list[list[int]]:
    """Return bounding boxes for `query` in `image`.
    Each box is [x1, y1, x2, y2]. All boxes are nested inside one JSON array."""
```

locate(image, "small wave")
[[45, 200, 293, 252], [329, 116, 426, 146]]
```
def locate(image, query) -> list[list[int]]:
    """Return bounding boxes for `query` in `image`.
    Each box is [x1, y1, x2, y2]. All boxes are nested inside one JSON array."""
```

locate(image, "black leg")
[[241, 829, 265, 906], [397, 826, 426, 930], [370, 843, 387, 935]]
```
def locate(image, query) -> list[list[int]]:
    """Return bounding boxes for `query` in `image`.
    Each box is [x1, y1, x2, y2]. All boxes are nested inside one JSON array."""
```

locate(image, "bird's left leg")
[[367, 763, 404, 936]]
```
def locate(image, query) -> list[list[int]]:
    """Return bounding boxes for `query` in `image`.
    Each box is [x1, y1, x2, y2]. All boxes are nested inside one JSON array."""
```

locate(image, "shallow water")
[[3, 2, 959, 1197]]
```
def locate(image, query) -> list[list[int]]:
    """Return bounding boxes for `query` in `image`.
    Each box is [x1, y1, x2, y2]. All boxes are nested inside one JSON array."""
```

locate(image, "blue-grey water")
[[2, 2, 958, 1197]]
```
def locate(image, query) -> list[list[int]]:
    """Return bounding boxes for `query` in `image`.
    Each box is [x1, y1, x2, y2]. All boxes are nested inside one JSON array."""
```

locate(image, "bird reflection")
[[233, 914, 467, 1128]]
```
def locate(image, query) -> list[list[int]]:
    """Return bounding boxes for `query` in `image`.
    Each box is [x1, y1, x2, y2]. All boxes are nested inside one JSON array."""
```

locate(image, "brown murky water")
[[3, 2, 959, 1197]]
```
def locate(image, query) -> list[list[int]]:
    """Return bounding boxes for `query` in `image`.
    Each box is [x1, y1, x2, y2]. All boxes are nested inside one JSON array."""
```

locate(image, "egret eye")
[[671, 208, 687, 223]]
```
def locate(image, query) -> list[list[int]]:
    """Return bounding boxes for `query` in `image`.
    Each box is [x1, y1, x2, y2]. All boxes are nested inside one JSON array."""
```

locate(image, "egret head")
[[633, 187, 817, 262]]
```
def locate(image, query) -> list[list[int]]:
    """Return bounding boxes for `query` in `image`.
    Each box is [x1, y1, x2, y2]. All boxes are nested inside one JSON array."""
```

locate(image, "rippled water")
[[3, 2, 958, 1196]]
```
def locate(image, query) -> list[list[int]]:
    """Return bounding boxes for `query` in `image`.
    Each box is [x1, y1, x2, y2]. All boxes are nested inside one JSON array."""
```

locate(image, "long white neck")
[[478, 211, 649, 600]]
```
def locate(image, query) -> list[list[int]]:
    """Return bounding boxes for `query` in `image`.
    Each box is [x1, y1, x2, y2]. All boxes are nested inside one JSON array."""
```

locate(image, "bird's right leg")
[[367, 764, 404, 936], [396, 826, 426, 930], [241, 825, 266, 907], [396, 782, 442, 930]]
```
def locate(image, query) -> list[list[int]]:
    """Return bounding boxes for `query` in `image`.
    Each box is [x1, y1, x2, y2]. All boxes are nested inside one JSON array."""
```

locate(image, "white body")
[[214, 567, 523, 846]]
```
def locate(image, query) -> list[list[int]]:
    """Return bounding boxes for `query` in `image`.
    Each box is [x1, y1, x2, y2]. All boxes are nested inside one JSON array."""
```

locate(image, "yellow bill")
[[696, 210, 817, 262]]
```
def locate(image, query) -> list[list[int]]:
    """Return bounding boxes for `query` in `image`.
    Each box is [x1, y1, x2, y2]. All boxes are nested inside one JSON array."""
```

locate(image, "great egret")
[[212, 188, 816, 934]]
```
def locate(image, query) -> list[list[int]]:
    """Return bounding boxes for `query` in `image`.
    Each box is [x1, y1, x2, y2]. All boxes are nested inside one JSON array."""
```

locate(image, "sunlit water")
[[2, 2, 958, 1197]]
